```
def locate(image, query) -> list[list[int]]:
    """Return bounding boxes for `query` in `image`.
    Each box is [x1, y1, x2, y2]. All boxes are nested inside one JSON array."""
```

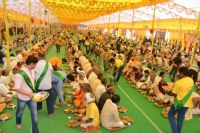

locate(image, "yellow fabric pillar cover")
[[2, 0, 11, 71], [130, 10, 135, 40], [39, 4, 42, 42], [108, 14, 111, 33], [190, 13, 200, 66], [29, 0, 32, 49], [117, 12, 121, 37], [151, 5, 156, 48]]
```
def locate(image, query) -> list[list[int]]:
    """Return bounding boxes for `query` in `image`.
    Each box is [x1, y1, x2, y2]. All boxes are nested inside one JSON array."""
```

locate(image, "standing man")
[[34, 52, 54, 117], [56, 36, 61, 53], [110, 54, 125, 83], [170, 53, 182, 80], [168, 67, 194, 133], [13, 55, 39, 133]]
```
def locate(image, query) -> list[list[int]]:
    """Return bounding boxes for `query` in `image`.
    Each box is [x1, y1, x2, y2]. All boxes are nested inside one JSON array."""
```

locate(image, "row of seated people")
[[122, 56, 200, 120], [64, 48, 126, 131]]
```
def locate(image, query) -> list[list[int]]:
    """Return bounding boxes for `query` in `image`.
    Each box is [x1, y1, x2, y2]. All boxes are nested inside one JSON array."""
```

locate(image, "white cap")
[[85, 92, 95, 103]]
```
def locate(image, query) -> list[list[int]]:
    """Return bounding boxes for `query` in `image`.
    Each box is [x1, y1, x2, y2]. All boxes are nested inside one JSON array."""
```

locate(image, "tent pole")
[[2, 0, 11, 71], [190, 12, 200, 66], [151, 5, 156, 50], [29, 0, 32, 49], [130, 10, 135, 40], [15, 13, 18, 36], [118, 12, 121, 37], [176, 17, 182, 52], [39, 3, 42, 42], [108, 14, 110, 33]]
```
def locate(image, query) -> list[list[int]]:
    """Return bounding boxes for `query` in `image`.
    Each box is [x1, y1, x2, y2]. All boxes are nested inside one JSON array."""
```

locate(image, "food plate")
[[154, 102, 164, 108], [6, 103, 16, 109], [65, 90, 73, 95], [32, 91, 49, 102], [66, 119, 80, 128], [161, 111, 168, 118], [64, 107, 75, 114], [146, 96, 155, 102], [118, 106, 128, 113], [75, 108, 86, 114], [120, 116, 134, 124], [141, 91, 147, 94], [63, 83, 72, 88], [67, 98, 73, 103], [0, 113, 12, 121]]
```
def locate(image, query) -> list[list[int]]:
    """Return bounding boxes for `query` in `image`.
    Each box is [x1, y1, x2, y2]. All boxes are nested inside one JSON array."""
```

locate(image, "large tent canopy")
[[82, 0, 200, 25], [0, 0, 167, 25], [0, 0, 199, 33], [76, 0, 200, 36], [0, 0, 58, 25]]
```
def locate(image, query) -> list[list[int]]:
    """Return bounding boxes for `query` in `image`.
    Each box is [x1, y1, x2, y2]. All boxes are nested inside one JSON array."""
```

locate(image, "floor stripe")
[[117, 83, 163, 133]]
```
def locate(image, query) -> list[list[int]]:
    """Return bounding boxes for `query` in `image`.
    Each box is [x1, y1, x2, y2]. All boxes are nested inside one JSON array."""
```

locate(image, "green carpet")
[[1, 46, 200, 133]]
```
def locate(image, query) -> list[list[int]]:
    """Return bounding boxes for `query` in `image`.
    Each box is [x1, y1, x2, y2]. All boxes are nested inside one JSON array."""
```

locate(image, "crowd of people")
[[0, 27, 200, 133], [73, 29, 200, 133]]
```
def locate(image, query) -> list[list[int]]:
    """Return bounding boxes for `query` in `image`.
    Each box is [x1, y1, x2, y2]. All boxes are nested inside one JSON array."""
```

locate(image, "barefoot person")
[[13, 55, 39, 133]]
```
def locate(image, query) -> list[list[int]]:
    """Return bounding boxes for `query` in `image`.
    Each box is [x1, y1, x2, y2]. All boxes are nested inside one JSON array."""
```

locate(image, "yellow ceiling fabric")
[[0, 8, 48, 26], [87, 0, 142, 3], [89, 18, 198, 31], [41, 0, 168, 24]]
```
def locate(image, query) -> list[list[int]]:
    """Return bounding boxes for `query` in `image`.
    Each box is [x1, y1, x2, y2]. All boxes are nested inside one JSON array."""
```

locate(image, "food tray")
[[32, 91, 49, 102]]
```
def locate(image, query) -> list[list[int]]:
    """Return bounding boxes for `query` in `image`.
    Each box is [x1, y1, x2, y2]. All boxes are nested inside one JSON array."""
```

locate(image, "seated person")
[[153, 72, 172, 104], [80, 92, 100, 130], [129, 67, 143, 84], [136, 70, 151, 89], [123, 58, 134, 75], [0, 69, 14, 89], [191, 89, 200, 115], [94, 83, 106, 103], [150, 72, 164, 94], [73, 83, 84, 108], [98, 84, 115, 112], [150, 68, 157, 84], [101, 94, 125, 130], [0, 92, 11, 113]]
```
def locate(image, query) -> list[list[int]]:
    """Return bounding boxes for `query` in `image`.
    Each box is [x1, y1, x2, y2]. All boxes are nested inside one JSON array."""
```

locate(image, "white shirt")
[[14, 66, 35, 101], [16, 53, 23, 62], [2, 56, 17, 70], [34, 60, 53, 90], [0, 83, 9, 94], [94, 84, 106, 103], [9, 71, 15, 81], [151, 76, 162, 88], [0, 75, 10, 86]]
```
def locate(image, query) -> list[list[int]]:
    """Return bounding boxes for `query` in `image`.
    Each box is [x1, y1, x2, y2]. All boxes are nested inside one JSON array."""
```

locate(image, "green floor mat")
[[1, 46, 200, 133]]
